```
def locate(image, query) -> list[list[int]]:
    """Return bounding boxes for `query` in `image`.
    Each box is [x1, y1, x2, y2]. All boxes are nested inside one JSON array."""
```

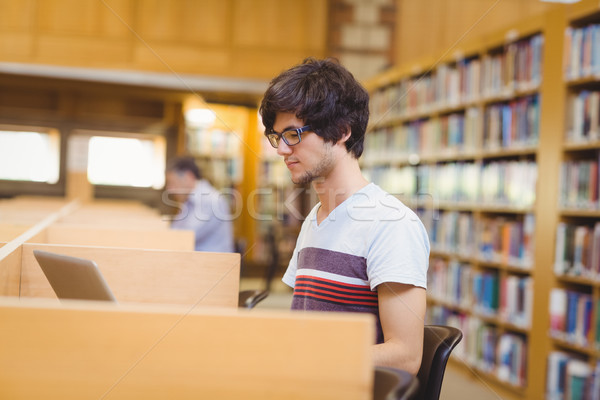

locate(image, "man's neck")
[[313, 155, 368, 218]]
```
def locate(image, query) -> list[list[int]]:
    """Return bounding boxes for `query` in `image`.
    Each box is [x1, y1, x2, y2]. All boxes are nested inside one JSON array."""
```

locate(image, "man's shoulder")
[[350, 184, 411, 217]]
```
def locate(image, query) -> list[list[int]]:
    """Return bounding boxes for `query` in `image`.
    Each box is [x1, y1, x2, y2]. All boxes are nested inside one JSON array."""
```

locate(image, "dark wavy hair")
[[166, 156, 202, 179], [259, 57, 369, 158]]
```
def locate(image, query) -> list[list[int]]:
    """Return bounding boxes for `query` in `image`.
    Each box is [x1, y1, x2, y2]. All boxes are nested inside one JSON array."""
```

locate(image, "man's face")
[[273, 112, 336, 185], [165, 170, 196, 203]]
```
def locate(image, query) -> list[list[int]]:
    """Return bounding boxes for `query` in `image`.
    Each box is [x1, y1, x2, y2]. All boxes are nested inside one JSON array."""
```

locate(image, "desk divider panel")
[[0, 223, 33, 242], [0, 299, 374, 400], [0, 196, 71, 224], [19, 244, 240, 307], [43, 225, 195, 251], [0, 244, 20, 297], [59, 202, 171, 229]]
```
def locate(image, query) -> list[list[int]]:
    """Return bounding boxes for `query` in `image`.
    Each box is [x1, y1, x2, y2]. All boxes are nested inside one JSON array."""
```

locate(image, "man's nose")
[[277, 140, 292, 156]]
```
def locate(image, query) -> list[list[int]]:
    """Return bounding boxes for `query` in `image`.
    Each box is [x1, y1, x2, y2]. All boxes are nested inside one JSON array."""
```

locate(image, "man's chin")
[[291, 173, 320, 186], [291, 177, 308, 185]]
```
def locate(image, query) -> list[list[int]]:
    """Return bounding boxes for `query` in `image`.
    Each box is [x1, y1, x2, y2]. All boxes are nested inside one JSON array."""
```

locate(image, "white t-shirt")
[[282, 183, 429, 343]]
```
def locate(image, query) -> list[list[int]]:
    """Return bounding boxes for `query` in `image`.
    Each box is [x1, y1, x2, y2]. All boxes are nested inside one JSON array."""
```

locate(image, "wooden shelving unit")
[[361, 5, 600, 398]]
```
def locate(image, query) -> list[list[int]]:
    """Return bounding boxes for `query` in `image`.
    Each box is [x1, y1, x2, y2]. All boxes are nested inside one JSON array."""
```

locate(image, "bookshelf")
[[183, 103, 248, 191], [362, 7, 600, 399], [546, 3, 600, 398], [365, 28, 543, 399]]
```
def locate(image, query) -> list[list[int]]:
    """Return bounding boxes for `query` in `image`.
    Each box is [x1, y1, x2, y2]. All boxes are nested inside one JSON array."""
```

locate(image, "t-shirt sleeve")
[[366, 209, 430, 290], [281, 245, 298, 288]]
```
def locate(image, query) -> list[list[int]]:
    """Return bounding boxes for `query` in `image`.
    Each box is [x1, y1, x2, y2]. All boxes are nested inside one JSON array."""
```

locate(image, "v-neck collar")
[[312, 183, 374, 228]]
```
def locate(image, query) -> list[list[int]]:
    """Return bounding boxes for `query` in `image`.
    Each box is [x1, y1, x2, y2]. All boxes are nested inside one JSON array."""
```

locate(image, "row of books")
[[365, 94, 539, 163], [186, 127, 242, 157], [362, 165, 417, 199], [482, 95, 540, 150], [427, 307, 528, 387], [195, 157, 243, 188], [547, 352, 600, 400], [560, 158, 600, 210], [370, 34, 543, 124], [363, 160, 538, 208], [418, 160, 538, 208], [564, 23, 600, 81], [417, 162, 480, 204], [425, 211, 475, 257], [428, 258, 532, 327], [478, 214, 536, 268], [566, 90, 600, 143], [555, 222, 600, 279], [423, 211, 535, 268], [549, 289, 598, 347], [363, 108, 480, 163], [479, 160, 537, 208], [260, 159, 290, 187], [253, 185, 305, 225], [481, 35, 544, 98]]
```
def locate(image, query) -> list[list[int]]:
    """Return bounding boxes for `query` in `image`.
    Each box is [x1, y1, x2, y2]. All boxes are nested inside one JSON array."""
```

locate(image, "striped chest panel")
[[290, 247, 383, 343], [293, 275, 378, 307]]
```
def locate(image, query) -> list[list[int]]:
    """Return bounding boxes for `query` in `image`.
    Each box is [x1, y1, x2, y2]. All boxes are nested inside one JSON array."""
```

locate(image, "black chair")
[[373, 366, 420, 400], [235, 238, 270, 309], [238, 289, 269, 309], [414, 325, 463, 400]]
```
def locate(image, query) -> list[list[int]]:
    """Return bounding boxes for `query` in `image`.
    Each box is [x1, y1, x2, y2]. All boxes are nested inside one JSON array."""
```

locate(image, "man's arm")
[[373, 282, 427, 374]]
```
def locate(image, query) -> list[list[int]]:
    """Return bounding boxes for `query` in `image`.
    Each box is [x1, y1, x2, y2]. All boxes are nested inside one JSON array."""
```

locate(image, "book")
[[496, 333, 527, 386], [547, 351, 569, 400], [566, 359, 591, 400], [549, 288, 567, 334]]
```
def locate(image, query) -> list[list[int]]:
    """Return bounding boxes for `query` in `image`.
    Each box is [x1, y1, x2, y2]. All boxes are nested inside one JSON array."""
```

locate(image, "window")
[[0, 128, 60, 183], [86, 134, 166, 189]]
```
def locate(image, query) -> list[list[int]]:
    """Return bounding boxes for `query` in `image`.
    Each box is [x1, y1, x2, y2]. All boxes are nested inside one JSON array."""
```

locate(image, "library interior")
[[2, 0, 600, 399]]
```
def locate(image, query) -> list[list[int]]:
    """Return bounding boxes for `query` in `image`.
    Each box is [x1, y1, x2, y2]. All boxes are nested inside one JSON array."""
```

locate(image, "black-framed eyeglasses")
[[265, 125, 311, 148]]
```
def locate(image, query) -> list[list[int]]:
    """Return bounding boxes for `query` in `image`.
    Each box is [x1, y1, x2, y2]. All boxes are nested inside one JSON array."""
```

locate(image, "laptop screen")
[[33, 249, 117, 302]]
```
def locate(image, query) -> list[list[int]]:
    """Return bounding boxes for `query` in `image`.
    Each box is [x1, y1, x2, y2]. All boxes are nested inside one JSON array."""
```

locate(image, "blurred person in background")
[[165, 156, 234, 253]]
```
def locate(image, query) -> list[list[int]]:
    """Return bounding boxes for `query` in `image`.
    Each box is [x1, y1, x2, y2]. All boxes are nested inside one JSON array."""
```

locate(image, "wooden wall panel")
[[36, 36, 132, 67], [0, 33, 34, 60], [37, 0, 100, 35], [132, 43, 231, 74], [97, 0, 134, 37], [0, 0, 327, 80], [0, 0, 34, 31], [231, 0, 326, 51], [136, 0, 230, 45], [395, 0, 560, 66]]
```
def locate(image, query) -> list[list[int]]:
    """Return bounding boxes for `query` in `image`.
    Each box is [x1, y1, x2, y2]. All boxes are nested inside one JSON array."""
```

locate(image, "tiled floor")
[[241, 277, 503, 400]]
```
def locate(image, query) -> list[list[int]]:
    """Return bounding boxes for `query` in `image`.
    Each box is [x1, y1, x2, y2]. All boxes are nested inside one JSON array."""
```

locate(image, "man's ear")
[[338, 128, 351, 145]]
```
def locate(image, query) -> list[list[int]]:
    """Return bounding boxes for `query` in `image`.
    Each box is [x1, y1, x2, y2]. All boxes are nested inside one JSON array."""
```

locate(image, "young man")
[[165, 156, 234, 253], [259, 58, 430, 374]]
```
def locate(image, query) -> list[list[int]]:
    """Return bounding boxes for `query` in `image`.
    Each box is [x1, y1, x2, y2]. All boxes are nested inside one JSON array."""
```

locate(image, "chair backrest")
[[373, 366, 420, 400], [414, 325, 463, 400], [238, 289, 269, 309]]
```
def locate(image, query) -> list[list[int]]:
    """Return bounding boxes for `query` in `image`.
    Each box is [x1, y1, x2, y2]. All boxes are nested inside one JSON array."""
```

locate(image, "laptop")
[[33, 249, 117, 303]]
